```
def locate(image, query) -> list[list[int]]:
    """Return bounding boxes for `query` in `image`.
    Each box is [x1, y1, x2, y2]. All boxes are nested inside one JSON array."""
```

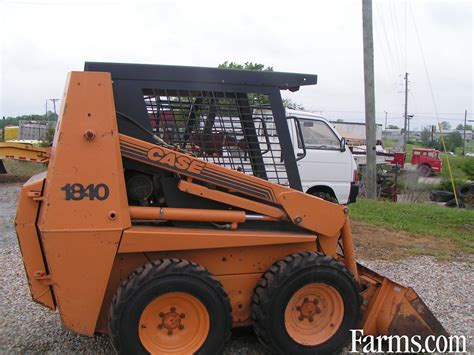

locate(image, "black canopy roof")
[[84, 62, 317, 91]]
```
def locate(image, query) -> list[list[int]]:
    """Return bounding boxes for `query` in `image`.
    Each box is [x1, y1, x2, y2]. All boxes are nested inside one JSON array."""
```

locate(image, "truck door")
[[292, 118, 352, 203]]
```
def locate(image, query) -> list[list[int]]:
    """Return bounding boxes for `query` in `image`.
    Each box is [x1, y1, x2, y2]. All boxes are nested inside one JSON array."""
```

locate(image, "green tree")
[[440, 121, 451, 130], [455, 123, 473, 131], [39, 124, 56, 147], [444, 131, 463, 152], [282, 98, 305, 110], [218, 61, 274, 72], [218, 62, 273, 106], [1, 111, 57, 130], [218, 61, 304, 110]]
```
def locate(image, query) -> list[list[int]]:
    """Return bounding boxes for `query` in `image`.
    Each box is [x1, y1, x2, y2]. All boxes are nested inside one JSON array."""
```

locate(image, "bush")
[[460, 158, 474, 180], [438, 178, 466, 192]]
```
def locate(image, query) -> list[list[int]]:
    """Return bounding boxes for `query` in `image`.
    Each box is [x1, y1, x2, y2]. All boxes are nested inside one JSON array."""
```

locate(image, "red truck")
[[385, 148, 442, 177], [411, 148, 442, 176]]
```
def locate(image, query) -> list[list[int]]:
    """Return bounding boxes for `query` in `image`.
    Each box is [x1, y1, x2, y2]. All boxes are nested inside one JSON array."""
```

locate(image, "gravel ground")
[[1, 182, 472, 353]]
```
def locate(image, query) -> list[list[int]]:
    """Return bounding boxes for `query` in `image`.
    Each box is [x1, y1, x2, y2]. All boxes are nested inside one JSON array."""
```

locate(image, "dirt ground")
[[352, 221, 465, 261]]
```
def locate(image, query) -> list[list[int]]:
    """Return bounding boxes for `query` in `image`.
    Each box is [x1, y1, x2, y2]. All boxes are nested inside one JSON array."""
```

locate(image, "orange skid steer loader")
[[15, 63, 446, 354]]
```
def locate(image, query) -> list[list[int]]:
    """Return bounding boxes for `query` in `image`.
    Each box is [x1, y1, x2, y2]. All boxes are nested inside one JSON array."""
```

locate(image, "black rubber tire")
[[430, 190, 454, 203], [109, 258, 232, 355], [310, 191, 339, 204], [251, 252, 361, 355], [417, 164, 432, 177]]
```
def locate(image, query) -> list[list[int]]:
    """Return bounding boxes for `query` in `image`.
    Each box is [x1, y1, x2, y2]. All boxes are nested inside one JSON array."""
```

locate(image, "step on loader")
[[15, 63, 446, 354]]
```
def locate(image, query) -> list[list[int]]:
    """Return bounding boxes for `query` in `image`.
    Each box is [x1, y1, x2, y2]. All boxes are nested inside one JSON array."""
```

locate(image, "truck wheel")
[[109, 259, 232, 355], [418, 164, 431, 177], [310, 191, 338, 203], [251, 252, 360, 354]]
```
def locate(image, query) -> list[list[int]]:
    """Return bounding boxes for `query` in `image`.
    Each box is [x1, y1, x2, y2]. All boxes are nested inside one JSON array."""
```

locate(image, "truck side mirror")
[[340, 138, 346, 152]]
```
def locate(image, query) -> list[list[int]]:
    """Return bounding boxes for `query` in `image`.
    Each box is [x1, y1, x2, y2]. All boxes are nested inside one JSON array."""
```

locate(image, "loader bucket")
[[357, 263, 448, 338]]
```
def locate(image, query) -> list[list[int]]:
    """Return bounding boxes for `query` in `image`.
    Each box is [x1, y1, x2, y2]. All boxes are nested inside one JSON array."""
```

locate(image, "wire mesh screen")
[[142, 88, 289, 185]]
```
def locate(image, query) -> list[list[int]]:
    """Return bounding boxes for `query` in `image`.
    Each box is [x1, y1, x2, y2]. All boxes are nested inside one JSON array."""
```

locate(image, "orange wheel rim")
[[139, 292, 210, 354], [284, 283, 344, 346]]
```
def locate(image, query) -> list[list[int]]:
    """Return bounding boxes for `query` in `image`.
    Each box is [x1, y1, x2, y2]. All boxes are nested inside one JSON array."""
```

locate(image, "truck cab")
[[285, 110, 358, 204], [411, 148, 442, 176]]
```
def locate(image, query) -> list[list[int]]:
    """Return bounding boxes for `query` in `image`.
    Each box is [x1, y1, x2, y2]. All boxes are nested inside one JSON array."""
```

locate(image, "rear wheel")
[[418, 164, 432, 177], [109, 259, 232, 354], [310, 191, 338, 203], [251, 252, 360, 354]]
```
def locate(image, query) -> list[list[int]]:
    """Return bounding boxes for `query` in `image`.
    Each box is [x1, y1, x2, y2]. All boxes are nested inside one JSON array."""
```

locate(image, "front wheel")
[[251, 252, 361, 354], [109, 259, 232, 354]]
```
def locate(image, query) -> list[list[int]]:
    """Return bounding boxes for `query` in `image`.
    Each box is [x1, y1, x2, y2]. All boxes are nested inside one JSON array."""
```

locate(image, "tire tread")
[[109, 258, 232, 354], [250, 252, 361, 353]]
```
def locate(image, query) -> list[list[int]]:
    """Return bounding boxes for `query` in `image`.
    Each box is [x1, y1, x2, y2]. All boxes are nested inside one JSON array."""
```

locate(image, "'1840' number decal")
[[61, 183, 109, 201]]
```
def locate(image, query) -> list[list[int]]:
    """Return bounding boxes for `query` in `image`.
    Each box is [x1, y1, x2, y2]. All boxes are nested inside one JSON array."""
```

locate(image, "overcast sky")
[[1, 0, 472, 130]]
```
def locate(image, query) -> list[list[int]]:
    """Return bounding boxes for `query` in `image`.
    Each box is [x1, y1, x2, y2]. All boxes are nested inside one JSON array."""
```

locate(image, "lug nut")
[[178, 324, 184, 330], [159, 312, 165, 318], [168, 330, 173, 335], [298, 316, 304, 321], [170, 307, 176, 312], [180, 313, 185, 318], [157, 324, 163, 329]]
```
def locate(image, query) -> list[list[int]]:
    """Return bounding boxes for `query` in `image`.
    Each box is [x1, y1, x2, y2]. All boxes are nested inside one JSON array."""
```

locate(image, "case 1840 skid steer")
[[15, 63, 446, 354]]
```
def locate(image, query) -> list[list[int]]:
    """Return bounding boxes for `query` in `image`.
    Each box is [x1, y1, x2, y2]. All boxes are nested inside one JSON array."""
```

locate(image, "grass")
[[349, 199, 474, 254], [382, 138, 396, 149]]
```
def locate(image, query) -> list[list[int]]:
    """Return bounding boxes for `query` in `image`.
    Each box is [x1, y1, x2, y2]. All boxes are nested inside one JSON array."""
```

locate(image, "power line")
[[374, 0, 402, 75], [409, 0, 460, 206], [373, 16, 399, 94], [374, 2, 400, 94], [408, 1, 438, 119], [389, 0, 405, 72], [404, 0, 408, 72], [411, 115, 467, 121]]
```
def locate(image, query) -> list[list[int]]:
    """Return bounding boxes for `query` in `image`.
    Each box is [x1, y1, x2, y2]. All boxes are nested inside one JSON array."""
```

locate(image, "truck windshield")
[[298, 119, 340, 150]]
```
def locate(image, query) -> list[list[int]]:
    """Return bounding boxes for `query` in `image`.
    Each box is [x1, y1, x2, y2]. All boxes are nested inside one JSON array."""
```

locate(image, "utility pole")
[[463, 109, 467, 155], [362, 0, 377, 199], [403, 72, 409, 152], [407, 115, 410, 142], [384, 111, 388, 130], [407, 114, 414, 143], [45, 100, 48, 118], [431, 125, 435, 147], [48, 98, 60, 119]]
